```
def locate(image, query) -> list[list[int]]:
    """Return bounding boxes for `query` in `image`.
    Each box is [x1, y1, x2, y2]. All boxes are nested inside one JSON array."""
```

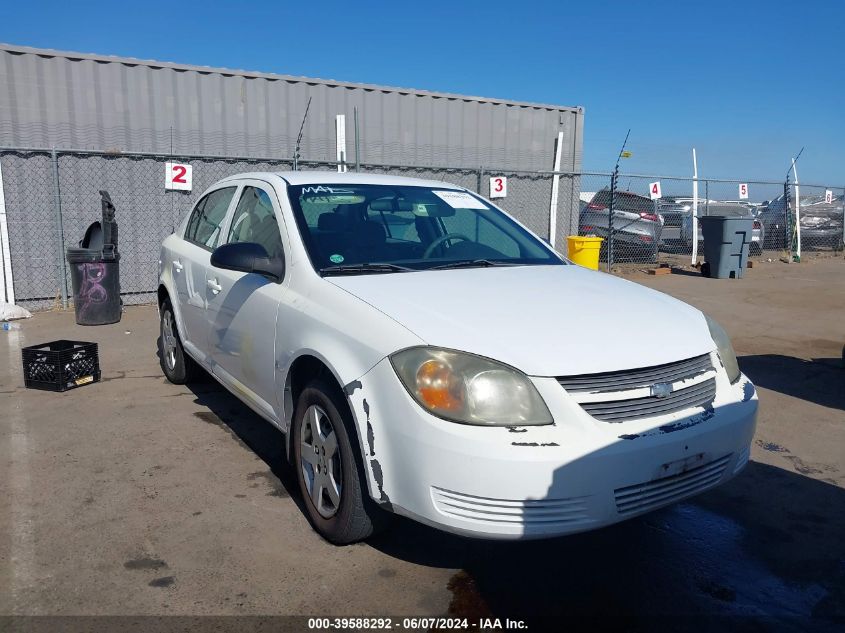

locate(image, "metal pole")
[[50, 149, 69, 308], [353, 107, 360, 172], [608, 169, 616, 271], [690, 148, 699, 265], [791, 158, 801, 260], [476, 166, 484, 194], [784, 180, 791, 253]]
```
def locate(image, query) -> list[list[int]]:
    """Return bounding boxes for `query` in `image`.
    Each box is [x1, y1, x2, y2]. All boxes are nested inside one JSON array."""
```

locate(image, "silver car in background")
[[579, 189, 663, 262]]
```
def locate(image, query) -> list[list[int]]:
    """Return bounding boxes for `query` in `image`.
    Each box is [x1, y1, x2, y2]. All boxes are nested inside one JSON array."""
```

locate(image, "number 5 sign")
[[489, 176, 507, 199], [165, 162, 192, 191], [739, 183, 749, 200], [648, 181, 662, 200]]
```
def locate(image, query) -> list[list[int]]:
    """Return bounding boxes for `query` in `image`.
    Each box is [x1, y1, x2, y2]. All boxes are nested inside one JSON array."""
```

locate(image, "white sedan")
[[158, 171, 758, 544]]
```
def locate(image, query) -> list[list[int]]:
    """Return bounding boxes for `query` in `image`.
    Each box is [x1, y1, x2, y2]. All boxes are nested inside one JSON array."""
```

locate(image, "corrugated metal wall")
[[0, 45, 583, 172]]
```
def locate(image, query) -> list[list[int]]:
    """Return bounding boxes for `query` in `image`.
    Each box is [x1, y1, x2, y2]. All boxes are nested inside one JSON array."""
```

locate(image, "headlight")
[[705, 315, 740, 383], [390, 347, 553, 426]]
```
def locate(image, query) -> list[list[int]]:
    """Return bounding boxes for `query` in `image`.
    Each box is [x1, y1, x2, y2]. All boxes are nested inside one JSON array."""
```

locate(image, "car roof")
[[215, 170, 467, 190]]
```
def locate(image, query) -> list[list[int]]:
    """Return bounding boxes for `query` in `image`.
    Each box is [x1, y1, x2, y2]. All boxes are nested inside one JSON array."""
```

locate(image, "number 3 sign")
[[489, 176, 507, 199], [165, 162, 193, 191]]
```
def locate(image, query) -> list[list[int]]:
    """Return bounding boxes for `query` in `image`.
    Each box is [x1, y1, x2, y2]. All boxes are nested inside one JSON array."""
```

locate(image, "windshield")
[[286, 184, 563, 273]]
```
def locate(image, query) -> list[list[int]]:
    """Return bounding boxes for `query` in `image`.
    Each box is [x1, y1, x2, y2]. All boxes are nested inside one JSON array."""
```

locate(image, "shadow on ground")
[[368, 462, 845, 630], [739, 354, 844, 411], [170, 339, 843, 630]]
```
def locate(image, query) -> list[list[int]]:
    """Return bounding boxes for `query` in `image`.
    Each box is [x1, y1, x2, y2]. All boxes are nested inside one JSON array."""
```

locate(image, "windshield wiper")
[[429, 259, 521, 270], [319, 263, 414, 276]]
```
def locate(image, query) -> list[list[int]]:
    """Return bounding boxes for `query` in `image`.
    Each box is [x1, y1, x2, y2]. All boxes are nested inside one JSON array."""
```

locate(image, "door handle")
[[172, 260, 184, 273], [207, 279, 222, 294]]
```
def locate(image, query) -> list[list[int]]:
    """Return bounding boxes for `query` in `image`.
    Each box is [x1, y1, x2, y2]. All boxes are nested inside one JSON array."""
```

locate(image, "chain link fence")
[[1, 147, 843, 311]]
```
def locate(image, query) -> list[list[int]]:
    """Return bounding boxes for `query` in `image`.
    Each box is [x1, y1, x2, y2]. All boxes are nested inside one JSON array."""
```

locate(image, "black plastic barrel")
[[66, 247, 121, 325], [66, 190, 122, 325], [699, 216, 754, 279]]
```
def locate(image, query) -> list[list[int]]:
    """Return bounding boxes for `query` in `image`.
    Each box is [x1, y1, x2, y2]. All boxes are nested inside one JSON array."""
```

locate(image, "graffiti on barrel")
[[76, 262, 109, 319]]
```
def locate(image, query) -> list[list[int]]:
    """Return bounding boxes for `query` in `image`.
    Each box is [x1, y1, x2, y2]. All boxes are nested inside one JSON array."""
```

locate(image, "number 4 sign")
[[739, 183, 749, 200], [648, 181, 662, 200], [165, 162, 192, 191], [489, 176, 507, 199]]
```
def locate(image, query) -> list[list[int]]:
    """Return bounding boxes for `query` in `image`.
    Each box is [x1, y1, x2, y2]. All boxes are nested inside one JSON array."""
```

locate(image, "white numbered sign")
[[648, 181, 662, 200], [825, 190, 833, 204], [165, 162, 193, 191], [738, 183, 749, 200], [489, 176, 507, 199]]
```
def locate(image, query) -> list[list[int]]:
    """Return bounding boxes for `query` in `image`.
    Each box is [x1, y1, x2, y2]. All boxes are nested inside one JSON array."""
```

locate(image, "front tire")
[[158, 299, 198, 384], [292, 379, 383, 544]]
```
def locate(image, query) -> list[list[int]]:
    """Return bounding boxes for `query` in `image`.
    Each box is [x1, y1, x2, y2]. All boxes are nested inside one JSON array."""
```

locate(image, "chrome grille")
[[557, 354, 712, 394], [580, 378, 716, 422], [615, 454, 731, 515]]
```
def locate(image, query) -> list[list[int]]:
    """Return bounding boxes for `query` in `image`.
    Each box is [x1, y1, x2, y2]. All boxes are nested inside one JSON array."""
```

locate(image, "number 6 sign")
[[165, 162, 193, 191], [489, 176, 507, 199]]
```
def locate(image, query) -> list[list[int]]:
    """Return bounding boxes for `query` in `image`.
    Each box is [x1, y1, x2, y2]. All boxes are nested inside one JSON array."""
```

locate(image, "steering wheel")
[[422, 233, 473, 258]]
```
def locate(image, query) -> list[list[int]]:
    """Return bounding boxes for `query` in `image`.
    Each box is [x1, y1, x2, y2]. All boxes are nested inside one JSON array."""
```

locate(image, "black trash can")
[[66, 191, 122, 325], [699, 216, 754, 279]]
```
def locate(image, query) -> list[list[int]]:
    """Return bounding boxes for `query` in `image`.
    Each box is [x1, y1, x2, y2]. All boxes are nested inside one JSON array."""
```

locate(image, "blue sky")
[[2, 0, 843, 183]]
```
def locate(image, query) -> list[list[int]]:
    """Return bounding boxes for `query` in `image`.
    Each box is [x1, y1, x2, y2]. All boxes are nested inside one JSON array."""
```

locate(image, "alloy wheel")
[[299, 404, 343, 518]]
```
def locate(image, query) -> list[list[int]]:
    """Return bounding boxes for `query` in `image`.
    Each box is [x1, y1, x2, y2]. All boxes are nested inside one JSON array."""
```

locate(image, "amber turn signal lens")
[[416, 359, 464, 411]]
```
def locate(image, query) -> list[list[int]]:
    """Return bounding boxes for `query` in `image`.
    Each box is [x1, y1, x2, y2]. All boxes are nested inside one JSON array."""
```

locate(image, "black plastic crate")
[[21, 340, 101, 392]]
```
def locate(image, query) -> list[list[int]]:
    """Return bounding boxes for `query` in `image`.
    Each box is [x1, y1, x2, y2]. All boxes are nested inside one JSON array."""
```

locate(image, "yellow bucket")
[[566, 236, 604, 270]]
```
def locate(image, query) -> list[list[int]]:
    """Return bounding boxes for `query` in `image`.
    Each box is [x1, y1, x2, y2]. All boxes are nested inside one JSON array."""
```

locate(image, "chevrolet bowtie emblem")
[[650, 382, 673, 399]]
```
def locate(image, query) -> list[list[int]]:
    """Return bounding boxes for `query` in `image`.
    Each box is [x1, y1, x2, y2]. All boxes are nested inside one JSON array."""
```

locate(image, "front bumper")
[[346, 356, 758, 540]]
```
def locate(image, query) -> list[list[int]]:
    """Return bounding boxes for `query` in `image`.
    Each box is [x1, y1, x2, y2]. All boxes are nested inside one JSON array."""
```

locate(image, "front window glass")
[[286, 184, 562, 273], [227, 186, 284, 259]]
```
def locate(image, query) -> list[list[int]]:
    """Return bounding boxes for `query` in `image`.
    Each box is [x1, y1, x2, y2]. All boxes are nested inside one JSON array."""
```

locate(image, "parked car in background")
[[759, 193, 844, 250], [658, 197, 696, 243], [682, 203, 765, 255], [580, 189, 663, 262], [157, 171, 757, 544]]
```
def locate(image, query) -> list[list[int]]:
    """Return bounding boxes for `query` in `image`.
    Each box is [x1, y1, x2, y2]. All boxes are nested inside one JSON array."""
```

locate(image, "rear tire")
[[292, 378, 386, 544], [158, 299, 198, 384]]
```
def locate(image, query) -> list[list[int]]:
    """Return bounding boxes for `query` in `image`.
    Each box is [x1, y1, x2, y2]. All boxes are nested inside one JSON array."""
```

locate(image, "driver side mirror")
[[210, 242, 285, 282]]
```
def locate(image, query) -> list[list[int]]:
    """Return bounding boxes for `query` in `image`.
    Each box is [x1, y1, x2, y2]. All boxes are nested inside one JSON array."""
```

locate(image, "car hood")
[[327, 265, 716, 376]]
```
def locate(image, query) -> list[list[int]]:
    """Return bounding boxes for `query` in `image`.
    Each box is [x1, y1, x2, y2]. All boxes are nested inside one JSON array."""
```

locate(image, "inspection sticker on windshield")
[[433, 190, 487, 210]]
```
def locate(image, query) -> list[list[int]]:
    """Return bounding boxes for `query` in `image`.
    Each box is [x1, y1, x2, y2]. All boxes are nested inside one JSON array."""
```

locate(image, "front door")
[[206, 182, 288, 423]]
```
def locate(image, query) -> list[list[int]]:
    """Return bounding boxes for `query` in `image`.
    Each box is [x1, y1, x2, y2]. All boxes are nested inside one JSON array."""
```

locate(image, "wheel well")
[[286, 355, 336, 409], [157, 285, 169, 308], [283, 355, 356, 462]]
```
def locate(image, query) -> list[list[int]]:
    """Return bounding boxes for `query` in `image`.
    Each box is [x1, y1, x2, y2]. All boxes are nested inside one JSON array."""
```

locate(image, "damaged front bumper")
[[345, 357, 758, 540]]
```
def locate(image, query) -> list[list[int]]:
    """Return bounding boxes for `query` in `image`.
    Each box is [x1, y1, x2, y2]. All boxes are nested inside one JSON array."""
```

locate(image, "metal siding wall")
[[0, 47, 582, 173]]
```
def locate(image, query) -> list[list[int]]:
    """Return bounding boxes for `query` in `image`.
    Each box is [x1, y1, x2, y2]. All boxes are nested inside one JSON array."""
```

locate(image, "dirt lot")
[[1, 257, 843, 630]]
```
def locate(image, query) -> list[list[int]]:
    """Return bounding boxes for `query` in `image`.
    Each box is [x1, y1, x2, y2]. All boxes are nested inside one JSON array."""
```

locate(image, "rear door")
[[171, 185, 238, 364], [206, 181, 288, 423]]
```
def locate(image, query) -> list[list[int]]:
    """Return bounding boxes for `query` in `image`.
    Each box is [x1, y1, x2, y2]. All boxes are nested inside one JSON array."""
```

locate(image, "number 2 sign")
[[489, 176, 507, 199], [165, 162, 193, 191]]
